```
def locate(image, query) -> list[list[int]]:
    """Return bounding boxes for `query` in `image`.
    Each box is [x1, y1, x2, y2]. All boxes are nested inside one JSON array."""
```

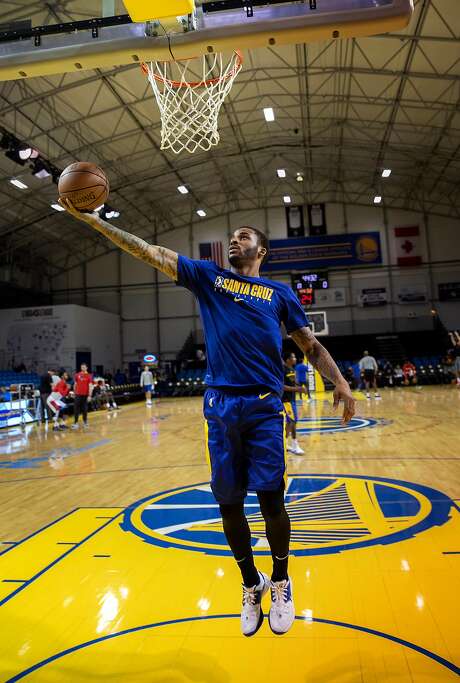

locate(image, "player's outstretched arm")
[[291, 326, 356, 424], [59, 198, 178, 281]]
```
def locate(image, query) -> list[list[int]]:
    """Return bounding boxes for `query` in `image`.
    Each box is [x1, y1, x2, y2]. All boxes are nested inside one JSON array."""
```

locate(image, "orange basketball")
[[58, 161, 109, 211]]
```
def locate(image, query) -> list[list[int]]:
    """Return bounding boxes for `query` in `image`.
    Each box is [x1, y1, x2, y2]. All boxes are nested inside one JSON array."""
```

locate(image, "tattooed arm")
[[291, 326, 356, 424], [59, 198, 178, 280]]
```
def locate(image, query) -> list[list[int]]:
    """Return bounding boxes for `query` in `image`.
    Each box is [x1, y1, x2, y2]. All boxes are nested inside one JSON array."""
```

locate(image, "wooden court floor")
[[0, 386, 459, 681]]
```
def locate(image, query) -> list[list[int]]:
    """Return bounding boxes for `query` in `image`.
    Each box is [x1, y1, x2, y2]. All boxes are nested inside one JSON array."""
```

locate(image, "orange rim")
[[140, 50, 243, 88]]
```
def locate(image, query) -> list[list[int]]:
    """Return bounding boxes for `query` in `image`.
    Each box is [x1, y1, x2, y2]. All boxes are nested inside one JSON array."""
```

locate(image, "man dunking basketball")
[[60, 198, 355, 637]]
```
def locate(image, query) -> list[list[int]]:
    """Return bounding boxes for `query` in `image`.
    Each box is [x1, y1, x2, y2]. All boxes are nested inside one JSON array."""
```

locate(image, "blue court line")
[[4, 614, 459, 681], [2, 580, 27, 584], [0, 462, 208, 485], [0, 508, 77, 557], [443, 551, 460, 555], [93, 555, 111, 558], [2, 458, 460, 487], [0, 542, 17, 546], [0, 511, 123, 608], [56, 542, 78, 546]]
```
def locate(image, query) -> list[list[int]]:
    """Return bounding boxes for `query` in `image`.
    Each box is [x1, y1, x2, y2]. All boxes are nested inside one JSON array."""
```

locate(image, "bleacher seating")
[[0, 371, 40, 387]]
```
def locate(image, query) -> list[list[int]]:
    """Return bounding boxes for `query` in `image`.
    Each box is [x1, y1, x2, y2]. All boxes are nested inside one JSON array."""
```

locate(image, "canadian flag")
[[394, 226, 422, 266]]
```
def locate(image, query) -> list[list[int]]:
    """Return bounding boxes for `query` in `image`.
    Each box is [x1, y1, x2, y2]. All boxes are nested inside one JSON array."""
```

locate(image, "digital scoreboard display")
[[291, 272, 329, 307]]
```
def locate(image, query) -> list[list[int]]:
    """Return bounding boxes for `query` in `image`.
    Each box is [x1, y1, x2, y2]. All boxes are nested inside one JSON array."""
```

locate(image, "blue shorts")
[[204, 388, 286, 504], [283, 401, 298, 424], [143, 384, 152, 393]]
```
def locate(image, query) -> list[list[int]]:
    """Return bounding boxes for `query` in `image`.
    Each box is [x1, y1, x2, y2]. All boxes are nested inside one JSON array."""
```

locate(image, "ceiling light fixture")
[[177, 185, 189, 194], [196, 209, 206, 217], [277, 169, 286, 178], [51, 203, 65, 211], [374, 195, 382, 204], [382, 169, 392, 178], [263, 107, 275, 122], [9, 178, 28, 190], [283, 195, 291, 204]]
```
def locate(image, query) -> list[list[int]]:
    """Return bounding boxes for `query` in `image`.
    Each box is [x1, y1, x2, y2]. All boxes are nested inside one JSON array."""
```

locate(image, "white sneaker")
[[71, 424, 79, 430], [374, 393, 381, 400], [366, 392, 371, 399], [291, 442, 305, 455], [83, 422, 89, 430], [241, 571, 270, 637], [269, 577, 295, 635]]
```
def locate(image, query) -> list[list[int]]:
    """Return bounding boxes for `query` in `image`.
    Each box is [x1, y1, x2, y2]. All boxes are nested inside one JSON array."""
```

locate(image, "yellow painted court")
[[0, 388, 459, 681]]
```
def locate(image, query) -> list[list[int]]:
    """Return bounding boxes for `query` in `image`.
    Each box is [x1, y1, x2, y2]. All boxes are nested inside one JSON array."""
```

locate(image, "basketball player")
[[47, 371, 70, 431], [283, 352, 304, 455], [358, 350, 381, 399], [60, 198, 355, 637], [72, 363, 93, 429], [140, 365, 154, 405], [449, 331, 460, 385], [294, 357, 311, 401]]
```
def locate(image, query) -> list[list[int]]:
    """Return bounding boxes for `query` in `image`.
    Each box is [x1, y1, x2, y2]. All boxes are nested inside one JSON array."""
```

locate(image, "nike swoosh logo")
[[259, 392, 271, 400], [234, 298, 244, 302]]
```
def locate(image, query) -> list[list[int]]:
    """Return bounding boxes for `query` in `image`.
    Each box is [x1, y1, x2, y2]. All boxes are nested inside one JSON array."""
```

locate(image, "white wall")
[[50, 203, 460, 362], [0, 304, 120, 373]]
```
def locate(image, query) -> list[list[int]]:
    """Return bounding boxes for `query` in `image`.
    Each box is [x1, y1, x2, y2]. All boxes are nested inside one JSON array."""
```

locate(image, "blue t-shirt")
[[295, 362, 309, 383], [176, 256, 309, 395]]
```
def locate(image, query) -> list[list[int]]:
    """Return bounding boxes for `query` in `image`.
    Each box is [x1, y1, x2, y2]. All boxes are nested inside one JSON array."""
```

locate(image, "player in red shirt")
[[402, 360, 418, 386], [47, 371, 71, 431], [72, 363, 93, 429]]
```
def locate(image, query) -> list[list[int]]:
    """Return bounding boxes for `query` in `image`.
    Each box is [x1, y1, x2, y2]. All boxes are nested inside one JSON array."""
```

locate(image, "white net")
[[142, 51, 243, 155]]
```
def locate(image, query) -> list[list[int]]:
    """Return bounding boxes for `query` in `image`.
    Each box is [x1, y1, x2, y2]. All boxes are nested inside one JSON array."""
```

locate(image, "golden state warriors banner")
[[262, 232, 382, 271]]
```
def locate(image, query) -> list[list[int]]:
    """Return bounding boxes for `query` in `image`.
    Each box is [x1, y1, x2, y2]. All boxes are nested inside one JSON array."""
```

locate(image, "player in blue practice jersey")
[[61, 199, 356, 638]]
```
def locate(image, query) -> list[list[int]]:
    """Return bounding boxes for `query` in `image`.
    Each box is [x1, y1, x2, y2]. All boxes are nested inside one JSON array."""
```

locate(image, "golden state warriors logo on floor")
[[297, 416, 389, 434], [122, 474, 453, 557]]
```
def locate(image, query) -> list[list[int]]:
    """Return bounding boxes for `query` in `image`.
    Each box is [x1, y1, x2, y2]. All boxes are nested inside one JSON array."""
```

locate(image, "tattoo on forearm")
[[291, 327, 344, 385], [90, 218, 178, 280]]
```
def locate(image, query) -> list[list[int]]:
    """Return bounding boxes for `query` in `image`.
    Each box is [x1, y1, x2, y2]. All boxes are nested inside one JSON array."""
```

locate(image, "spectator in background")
[[402, 360, 418, 386], [72, 363, 94, 430], [39, 368, 55, 423], [344, 366, 357, 390], [140, 365, 154, 406], [394, 364, 404, 387], [196, 349, 206, 369], [295, 358, 311, 401], [383, 360, 394, 387], [359, 351, 381, 400], [449, 331, 460, 385], [114, 369, 126, 385], [99, 379, 119, 411]]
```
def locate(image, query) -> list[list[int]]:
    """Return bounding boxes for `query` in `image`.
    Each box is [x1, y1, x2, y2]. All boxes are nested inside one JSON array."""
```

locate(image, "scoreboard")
[[291, 272, 329, 307]]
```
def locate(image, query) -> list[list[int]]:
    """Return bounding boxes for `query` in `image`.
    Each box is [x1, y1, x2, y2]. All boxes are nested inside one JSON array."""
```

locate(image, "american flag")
[[199, 242, 224, 267]]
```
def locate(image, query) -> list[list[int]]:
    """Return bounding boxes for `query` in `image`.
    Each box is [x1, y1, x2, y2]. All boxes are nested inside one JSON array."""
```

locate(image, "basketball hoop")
[[141, 51, 243, 154]]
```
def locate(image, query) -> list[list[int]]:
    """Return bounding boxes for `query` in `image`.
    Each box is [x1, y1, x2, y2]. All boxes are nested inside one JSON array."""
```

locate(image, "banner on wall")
[[286, 205, 305, 238], [314, 287, 346, 308], [262, 232, 382, 272], [395, 226, 422, 266], [397, 285, 428, 304], [358, 288, 388, 307], [307, 203, 327, 236], [438, 282, 460, 301]]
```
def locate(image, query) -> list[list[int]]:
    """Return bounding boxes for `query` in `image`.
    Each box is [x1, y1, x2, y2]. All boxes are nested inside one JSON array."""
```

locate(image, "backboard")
[[0, 0, 414, 81], [308, 311, 329, 337]]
